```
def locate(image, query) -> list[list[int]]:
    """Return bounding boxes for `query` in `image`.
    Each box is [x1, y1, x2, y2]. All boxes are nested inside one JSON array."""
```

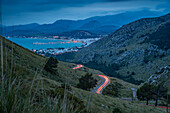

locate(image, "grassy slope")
[[0, 36, 166, 113], [73, 87, 166, 113]]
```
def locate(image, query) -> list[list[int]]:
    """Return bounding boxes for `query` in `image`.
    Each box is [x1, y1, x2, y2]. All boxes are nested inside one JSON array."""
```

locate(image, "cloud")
[[1, 0, 169, 25], [2, 0, 130, 5]]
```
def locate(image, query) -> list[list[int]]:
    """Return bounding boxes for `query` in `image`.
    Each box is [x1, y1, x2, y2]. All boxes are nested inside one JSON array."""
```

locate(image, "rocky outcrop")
[[148, 65, 170, 85]]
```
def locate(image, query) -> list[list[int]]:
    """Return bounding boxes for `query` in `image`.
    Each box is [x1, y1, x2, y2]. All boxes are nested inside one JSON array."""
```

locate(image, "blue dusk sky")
[[1, 0, 170, 25]]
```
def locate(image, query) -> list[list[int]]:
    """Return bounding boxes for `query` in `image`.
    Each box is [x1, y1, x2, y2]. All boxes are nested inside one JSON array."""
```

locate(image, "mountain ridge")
[[63, 13, 170, 84], [4, 10, 165, 36]]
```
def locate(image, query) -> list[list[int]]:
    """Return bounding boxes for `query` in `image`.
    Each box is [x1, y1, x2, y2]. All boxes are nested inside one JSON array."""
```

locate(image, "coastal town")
[[31, 37, 101, 56]]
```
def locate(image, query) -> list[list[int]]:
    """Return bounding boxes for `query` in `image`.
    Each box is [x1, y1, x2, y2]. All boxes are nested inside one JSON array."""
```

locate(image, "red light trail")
[[73, 64, 110, 94], [96, 75, 110, 94]]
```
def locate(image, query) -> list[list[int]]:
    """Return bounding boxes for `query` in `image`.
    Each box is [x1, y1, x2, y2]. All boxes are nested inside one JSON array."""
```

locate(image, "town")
[[31, 38, 101, 56]]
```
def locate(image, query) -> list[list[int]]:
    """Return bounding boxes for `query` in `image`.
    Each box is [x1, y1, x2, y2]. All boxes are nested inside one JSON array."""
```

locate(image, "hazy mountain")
[[59, 30, 99, 39], [80, 20, 101, 30], [91, 25, 118, 35], [5, 10, 164, 37], [5, 23, 39, 33], [85, 9, 162, 26], [69, 13, 170, 84]]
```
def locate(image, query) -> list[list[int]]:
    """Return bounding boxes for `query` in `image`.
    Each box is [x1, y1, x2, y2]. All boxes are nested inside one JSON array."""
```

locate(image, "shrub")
[[77, 73, 97, 91], [112, 108, 122, 113], [131, 72, 135, 75], [44, 57, 58, 75]]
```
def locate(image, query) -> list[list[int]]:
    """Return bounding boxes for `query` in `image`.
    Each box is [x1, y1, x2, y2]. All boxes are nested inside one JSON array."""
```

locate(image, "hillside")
[[69, 13, 170, 84], [148, 65, 170, 93], [0, 36, 167, 113]]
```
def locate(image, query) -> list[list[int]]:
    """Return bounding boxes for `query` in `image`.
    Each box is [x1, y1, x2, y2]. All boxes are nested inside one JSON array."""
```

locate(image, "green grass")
[[103, 77, 138, 98], [72, 87, 167, 113], [0, 36, 167, 113]]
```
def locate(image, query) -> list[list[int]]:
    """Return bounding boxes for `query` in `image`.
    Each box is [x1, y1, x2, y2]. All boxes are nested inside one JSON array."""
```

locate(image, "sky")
[[1, 0, 170, 26]]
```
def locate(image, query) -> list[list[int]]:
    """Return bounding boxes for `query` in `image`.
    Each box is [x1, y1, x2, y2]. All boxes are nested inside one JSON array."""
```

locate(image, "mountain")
[[5, 23, 40, 32], [80, 20, 101, 30], [148, 65, 170, 92], [59, 30, 99, 39], [0, 36, 166, 113], [92, 25, 118, 34], [85, 9, 162, 26], [5, 10, 163, 37], [66, 13, 170, 84], [7, 30, 45, 37]]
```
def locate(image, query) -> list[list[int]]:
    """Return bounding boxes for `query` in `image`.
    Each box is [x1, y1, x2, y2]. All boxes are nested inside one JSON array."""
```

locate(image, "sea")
[[7, 38, 84, 50]]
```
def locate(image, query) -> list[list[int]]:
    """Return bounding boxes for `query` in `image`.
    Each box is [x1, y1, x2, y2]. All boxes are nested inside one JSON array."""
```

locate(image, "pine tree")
[[77, 73, 97, 90], [137, 83, 155, 105]]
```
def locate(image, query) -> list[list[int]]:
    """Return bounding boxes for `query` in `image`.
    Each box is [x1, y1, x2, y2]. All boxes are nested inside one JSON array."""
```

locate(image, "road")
[[72, 64, 83, 69], [73, 64, 110, 94], [92, 75, 110, 94], [146, 104, 170, 110], [72, 64, 169, 109]]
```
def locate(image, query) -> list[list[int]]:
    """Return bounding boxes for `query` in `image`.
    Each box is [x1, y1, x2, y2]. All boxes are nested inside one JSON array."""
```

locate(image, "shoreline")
[[7, 37, 100, 56], [7, 36, 88, 47]]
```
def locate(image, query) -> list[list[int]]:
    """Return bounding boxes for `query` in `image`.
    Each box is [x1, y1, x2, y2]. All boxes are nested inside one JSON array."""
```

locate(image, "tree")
[[137, 83, 155, 105], [77, 73, 97, 91], [152, 83, 167, 106], [103, 82, 122, 97], [44, 57, 58, 75]]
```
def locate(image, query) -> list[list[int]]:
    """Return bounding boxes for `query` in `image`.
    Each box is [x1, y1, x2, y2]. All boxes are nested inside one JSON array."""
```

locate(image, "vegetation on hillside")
[[137, 83, 169, 106], [147, 22, 170, 50], [82, 61, 144, 85], [69, 13, 170, 84], [77, 73, 97, 91], [0, 36, 167, 113], [0, 36, 88, 113]]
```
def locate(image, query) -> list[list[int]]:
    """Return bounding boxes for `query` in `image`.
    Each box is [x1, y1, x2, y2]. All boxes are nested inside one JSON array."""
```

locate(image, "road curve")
[[72, 65, 170, 109], [92, 75, 110, 94], [95, 75, 110, 94], [72, 64, 83, 69], [73, 64, 110, 94]]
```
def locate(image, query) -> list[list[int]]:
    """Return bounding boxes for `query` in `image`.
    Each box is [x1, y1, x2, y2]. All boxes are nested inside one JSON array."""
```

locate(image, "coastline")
[[7, 37, 100, 57]]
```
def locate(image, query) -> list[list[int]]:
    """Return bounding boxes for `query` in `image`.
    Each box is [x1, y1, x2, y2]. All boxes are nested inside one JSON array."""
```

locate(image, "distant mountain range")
[[4, 10, 164, 37], [59, 30, 99, 39], [58, 13, 170, 84]]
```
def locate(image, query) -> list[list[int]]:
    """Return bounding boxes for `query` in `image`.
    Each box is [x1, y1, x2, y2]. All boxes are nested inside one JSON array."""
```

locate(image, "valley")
[[0, 35, 168, 113], [60, 13, 170, 85], [0, 4, 170, 112]]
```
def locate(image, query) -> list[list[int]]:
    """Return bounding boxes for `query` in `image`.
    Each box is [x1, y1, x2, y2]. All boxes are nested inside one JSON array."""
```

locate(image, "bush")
[[112, 108, 122, 113], [131, 72, 135, 75], [77, 73, 97, 91], [44, 57, 58, 75], [103, 82, 122, 97]]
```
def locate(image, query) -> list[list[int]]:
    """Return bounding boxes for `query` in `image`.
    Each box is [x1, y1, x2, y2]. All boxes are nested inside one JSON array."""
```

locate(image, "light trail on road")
[[96, 75, 110, 94], [73, 65, 169, 110], [72, 64, 110, 95], [72, 64, 83, 69], [145, 104, 170, 110]]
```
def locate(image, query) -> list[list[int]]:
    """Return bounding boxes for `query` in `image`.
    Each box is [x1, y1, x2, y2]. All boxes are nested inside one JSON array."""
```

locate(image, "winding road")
[[72, 64, 110, 94], [72, 64, 170, 110], [72, 64, 83, 69]]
